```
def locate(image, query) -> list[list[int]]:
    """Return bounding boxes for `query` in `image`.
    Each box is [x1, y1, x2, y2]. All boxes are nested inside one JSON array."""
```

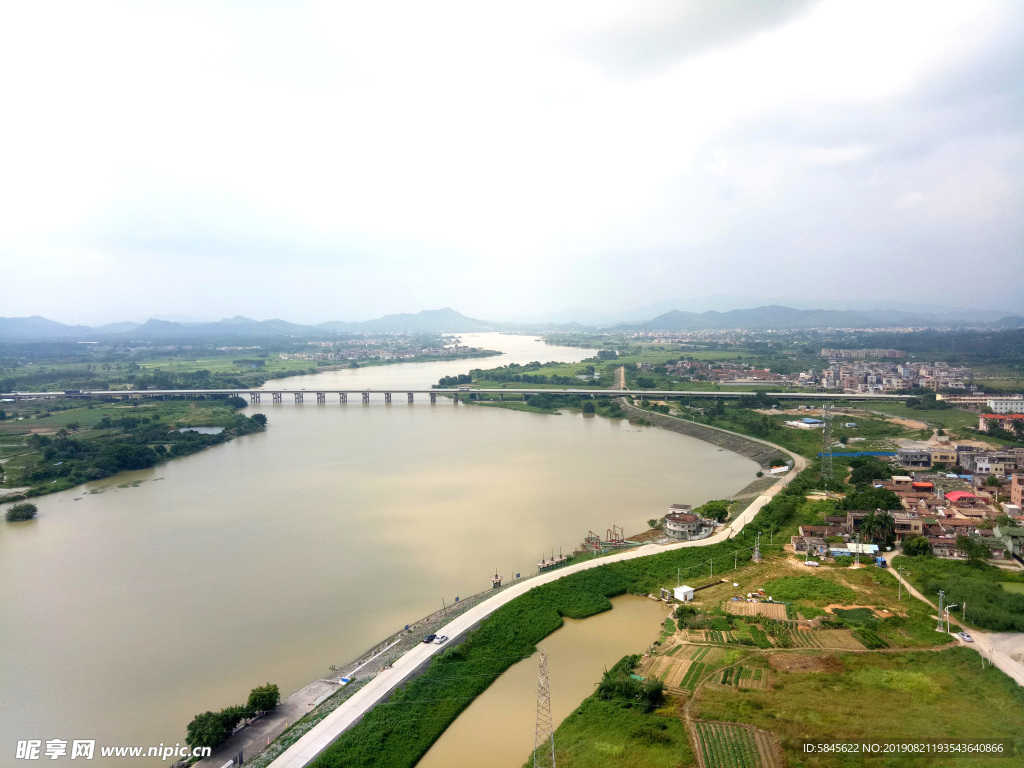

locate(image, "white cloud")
[[0, 0, 1020, 321]]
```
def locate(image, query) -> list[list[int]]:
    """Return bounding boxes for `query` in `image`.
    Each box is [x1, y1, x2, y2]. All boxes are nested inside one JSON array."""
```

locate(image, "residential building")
[[664, 510, 711, 541], [930, 446, 957, 466], [897, 448, 931, 469], [986, 398, 1024, 415]]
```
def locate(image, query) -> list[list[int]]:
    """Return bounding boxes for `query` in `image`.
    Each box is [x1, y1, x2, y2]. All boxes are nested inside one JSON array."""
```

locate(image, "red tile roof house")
[[944, 491, 984, 509], [978, 413, 1024, 432]]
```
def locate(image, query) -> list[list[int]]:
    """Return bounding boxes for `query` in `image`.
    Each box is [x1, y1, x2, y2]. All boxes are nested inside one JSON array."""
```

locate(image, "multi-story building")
[[986, 397, 1024, 414]]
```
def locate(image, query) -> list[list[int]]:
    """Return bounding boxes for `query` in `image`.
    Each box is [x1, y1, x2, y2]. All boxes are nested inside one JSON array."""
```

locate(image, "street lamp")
[[945, 604, 958, 635]]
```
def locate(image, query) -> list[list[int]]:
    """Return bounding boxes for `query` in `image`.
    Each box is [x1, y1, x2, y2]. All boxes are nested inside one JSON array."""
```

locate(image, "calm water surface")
[[0, 334, 757, 765], [418, 595, 668, 768]]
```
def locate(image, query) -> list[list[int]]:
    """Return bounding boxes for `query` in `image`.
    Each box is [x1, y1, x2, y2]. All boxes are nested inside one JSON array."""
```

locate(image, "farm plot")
[[694, 721, 762, 768], [717, 666, 769, 690], [726, 602, 787, 619], [812, 629, 866, 650]]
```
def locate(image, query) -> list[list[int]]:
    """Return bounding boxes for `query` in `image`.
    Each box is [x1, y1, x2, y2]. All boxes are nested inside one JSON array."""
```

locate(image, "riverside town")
[[2, 4, 1023, 768]]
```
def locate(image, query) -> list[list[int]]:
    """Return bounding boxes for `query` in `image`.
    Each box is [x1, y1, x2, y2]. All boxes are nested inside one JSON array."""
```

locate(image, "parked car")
[[957, 632, 974, 642], [423, 634, 437, 643], [804, 560, 819, 567], [434, 634, 448, 645]]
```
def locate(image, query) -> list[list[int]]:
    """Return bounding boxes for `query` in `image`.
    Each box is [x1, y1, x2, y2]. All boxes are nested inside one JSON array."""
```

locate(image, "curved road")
[[268, 442, 807, 768], [883, 552, 1024, 687]]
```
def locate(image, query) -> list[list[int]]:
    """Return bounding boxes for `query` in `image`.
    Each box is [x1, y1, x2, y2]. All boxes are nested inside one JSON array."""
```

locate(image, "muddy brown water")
[[417, 595, 668, 768], [0, 334, 757, 765]]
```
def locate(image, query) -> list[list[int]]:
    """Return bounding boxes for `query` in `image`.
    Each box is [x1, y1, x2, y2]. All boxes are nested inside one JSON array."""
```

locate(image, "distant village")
[[645, 348, 983, 393], [279, 339, 485, 362], [792, 469, 1024, 566]]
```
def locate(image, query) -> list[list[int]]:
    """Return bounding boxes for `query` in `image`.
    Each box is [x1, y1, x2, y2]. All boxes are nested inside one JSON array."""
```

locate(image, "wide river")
[[0, 334, 758, 766]]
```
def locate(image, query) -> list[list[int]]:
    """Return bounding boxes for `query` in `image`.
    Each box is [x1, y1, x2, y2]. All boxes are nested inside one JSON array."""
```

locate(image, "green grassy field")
[[854, 402, 982, 431], [534, 697, 692, 768], [695, 648, 1024, 767]]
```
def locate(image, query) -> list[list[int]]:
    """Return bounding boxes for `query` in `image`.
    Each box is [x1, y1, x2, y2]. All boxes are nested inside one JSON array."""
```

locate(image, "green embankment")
[[309, 469, 818, 768]]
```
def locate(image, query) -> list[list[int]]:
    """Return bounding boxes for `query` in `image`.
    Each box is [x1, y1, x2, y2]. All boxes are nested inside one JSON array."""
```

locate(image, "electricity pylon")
[[533, 648, 556, 768]]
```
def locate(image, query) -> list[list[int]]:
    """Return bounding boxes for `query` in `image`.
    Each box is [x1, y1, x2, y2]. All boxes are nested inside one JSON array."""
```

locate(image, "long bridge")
[[1, 387, 914, 404]]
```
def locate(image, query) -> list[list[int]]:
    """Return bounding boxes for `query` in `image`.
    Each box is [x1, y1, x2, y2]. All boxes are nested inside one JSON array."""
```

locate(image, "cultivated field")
[[693, 720, 781, 768], [726, 602, 787, 619]]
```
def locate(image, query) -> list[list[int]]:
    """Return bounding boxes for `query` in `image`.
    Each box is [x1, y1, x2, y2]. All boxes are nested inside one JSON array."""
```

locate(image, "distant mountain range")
[[618, 305, 1024, 332], [0, 308, 493, 341], [1, 305, 1022, 341]]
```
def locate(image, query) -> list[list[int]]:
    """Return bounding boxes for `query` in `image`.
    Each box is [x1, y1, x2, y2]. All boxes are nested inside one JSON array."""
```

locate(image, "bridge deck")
[[1, 388, 912, 401]]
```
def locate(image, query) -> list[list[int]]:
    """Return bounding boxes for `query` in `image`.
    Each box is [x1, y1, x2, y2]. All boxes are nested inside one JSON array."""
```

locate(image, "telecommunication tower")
[[533, 649, 556, 768], [820, 404, 834, 484]]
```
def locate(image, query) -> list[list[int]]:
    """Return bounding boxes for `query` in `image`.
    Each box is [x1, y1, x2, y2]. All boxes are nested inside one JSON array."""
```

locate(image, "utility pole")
[[753, 532, 762, 563], [533, 649, 556, 768], [441, 597, 448, 619], [854, 533, 861, 566], [945, 605, 957, 634], [710, 559, 713, 578], [936, 590, 945, 632], [734, 551, 738, 570], [897, 564, 905, 600], [821, 404, 834, 484]]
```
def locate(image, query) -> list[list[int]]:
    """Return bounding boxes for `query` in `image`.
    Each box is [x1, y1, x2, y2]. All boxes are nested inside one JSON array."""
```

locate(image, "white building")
[[987, 398, 1024, 415], [674, 585, 695, 602]]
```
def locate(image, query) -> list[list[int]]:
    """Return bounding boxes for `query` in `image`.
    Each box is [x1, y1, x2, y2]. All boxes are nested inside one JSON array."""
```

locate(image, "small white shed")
[[674, 585, 695, 602]]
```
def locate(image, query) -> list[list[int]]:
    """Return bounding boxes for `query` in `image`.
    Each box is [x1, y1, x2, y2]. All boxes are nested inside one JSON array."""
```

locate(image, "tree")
[[226, 396, 248, 409], [581, 401, 595, 414], [901, 535, 931, 557], [860, 511, 895, 544], [986, 474, 1001, 487], [647, 518, 662, 530], [246, 683, 280, 713], [250, 413, 268, 427], [956, 536, 990, 565], [185, 711, 232, 750], [843, 487, 901, 512], [5, 503, 38, 522]]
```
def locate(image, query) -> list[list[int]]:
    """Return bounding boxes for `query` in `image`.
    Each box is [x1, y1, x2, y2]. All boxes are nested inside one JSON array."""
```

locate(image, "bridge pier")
[[385, 392, 392, 404], [340, 392, 347, 404], [362, 392, 369, 404], [407, 392, 414, 404], [429, 392, 436, 403], [249, 392, 260, 404], [272, 392, 282, 404], [316, 392, 326, 404], [294, 392, 304, 404], [453, 393, 459, 405], [499, 393, 503, 401]]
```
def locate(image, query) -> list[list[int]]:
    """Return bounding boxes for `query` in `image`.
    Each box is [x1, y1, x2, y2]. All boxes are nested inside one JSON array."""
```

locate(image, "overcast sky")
[[1, 0, 1021, 325]]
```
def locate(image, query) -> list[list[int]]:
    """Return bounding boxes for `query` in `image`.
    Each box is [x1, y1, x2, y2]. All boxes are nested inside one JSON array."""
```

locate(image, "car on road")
[[434, 634, 448, 645], [423, 634, 437, 644], [957, 631, 974, 642]]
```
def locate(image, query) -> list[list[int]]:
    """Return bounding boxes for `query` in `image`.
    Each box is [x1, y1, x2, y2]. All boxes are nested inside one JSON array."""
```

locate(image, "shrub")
[[5, 502, 37, 522]]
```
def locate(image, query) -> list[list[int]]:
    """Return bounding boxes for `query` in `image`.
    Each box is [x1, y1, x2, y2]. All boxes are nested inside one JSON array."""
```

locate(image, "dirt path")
[[882, 551, 1024, 686], [616, 365, 625, 390]]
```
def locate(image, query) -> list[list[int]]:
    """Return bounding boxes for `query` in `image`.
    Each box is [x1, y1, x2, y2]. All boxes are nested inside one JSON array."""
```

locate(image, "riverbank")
[[258, 423, 806, 768], [0, 398, 266, 502]]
